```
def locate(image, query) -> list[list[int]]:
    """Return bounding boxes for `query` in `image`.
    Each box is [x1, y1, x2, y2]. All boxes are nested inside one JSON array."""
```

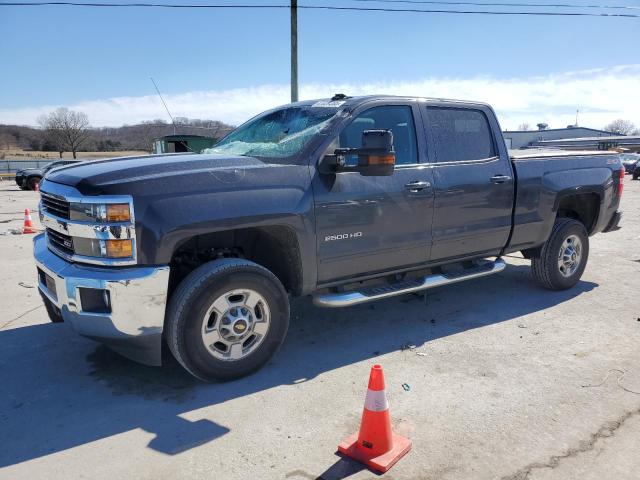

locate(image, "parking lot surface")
[[0, 178, 638, 480]]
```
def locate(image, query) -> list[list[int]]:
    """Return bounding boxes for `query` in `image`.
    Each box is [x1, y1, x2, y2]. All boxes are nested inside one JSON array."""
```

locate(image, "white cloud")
[[1, 64, 639, 131]]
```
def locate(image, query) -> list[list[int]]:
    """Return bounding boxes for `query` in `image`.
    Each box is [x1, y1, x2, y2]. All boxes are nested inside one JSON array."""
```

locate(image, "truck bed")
[[507, 149, 621, 254], [509, 148, 613, 160]]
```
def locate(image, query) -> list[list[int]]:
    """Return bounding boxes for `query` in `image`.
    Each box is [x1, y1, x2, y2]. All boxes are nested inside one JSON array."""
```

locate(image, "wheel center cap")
[[233, 319, 249, 335]]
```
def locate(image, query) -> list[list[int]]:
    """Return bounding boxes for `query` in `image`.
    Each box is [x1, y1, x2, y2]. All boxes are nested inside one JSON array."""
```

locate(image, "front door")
[[313, 104, 435, 284]]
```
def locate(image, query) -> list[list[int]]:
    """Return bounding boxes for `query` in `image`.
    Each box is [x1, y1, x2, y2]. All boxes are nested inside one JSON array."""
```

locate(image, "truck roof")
[[291, 94, 492, 110]]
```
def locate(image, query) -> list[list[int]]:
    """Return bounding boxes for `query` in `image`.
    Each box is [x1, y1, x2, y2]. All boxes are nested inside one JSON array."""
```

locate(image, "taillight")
[[617, 168, 624, 196]]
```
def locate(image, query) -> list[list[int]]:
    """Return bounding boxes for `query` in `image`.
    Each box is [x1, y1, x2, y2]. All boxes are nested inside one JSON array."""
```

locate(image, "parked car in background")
[[15, 160, 80, 191], [620, 153, 640, 176]]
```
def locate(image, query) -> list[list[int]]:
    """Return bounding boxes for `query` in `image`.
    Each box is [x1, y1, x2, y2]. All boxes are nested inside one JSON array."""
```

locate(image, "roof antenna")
[[150, 77, 177, 135]]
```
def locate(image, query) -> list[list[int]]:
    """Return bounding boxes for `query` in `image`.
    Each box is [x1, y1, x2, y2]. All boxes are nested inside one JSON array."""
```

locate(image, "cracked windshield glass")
[[205, 105, 339, 158]]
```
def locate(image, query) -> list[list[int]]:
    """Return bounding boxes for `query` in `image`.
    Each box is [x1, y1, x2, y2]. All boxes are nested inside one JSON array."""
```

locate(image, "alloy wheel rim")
[[557, 234, 582, 278], [201, 288, 270, 361]]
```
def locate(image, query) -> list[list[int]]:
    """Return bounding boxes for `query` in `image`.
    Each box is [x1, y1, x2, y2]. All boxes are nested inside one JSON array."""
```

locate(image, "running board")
[[313, 258, 506, 308]]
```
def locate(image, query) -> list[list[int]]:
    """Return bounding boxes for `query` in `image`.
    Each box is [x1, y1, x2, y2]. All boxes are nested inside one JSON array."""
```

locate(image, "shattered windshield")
[[205, 105, 340, 159]]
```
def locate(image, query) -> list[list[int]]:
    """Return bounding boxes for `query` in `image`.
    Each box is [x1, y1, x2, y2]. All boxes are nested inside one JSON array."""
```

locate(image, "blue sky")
[[1, 1, 639, 128]]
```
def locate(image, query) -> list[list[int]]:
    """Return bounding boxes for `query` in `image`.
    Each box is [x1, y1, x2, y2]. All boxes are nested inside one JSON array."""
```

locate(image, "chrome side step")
[[313, 258, 506, 308]]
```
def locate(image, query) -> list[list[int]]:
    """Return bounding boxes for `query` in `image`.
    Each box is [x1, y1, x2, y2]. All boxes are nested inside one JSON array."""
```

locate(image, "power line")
[[304, 4, 640, 16], [352, 0, 640, 11], [1, 1, 639, 17]]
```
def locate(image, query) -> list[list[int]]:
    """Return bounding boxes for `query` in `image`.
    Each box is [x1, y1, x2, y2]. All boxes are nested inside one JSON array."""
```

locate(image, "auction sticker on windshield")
[[311, 100, 346, 108]]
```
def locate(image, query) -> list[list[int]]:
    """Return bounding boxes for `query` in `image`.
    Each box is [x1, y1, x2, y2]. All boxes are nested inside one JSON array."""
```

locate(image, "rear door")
[[423, 104, 514, 261], [313, 102, 435, 283]]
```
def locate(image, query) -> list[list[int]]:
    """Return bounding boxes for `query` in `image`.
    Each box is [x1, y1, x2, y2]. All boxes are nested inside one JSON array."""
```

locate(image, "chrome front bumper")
[[33, 233, 170, 366]]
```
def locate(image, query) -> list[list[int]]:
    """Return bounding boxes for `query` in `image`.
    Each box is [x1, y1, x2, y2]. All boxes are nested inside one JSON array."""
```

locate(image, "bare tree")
[[517, 123, 532, 131], [38, 108, 91, 158], [603, 119, 636, 136]]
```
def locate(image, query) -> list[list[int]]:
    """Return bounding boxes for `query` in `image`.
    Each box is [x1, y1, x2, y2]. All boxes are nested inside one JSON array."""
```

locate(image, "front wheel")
[[166, 258, 290, 382], [531, 218, 589, 290]]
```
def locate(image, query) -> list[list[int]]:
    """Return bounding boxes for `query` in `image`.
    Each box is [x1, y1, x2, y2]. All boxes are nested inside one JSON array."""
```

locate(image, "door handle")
[[490, 174, 512, 184], [405, 180, 431, 192]]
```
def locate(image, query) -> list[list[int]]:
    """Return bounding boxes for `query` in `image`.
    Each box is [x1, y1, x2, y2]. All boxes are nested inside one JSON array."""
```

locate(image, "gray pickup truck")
[[33, 95, 624, 381]]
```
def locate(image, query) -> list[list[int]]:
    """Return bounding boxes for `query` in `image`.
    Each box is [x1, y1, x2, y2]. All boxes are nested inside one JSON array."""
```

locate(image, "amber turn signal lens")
[[368, 154, 396, 165], [105, 239, 133, 258], [106, 204, 131, 222]]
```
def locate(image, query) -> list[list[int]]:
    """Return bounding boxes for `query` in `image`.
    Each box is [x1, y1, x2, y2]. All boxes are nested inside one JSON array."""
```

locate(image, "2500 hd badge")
[[325, 232, 363, 242]]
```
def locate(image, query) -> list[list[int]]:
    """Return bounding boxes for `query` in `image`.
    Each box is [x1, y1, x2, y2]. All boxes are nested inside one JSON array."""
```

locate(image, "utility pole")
[[290, 0, 298, 103]]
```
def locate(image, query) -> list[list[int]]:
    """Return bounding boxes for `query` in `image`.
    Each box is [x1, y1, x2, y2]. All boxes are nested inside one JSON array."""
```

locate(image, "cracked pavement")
[[0, 177, 639, 480]]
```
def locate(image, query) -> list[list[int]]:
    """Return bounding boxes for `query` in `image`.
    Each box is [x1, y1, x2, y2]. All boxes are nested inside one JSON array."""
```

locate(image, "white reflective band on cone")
[[364, 389, 389, 412]]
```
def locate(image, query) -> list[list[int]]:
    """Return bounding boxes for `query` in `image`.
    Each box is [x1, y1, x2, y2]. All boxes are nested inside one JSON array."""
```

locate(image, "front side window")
[[207, 105, 339, 159], [429, 108, 496, 162], [335, 105, 418, 165]]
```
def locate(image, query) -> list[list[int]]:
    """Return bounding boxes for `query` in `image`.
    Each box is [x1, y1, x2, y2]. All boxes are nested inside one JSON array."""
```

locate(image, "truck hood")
[[44, 153, 280, 195]]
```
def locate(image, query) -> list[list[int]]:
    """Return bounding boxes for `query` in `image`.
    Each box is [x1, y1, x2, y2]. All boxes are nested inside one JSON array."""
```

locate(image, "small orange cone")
[[338, 365, 412, 473], [23, 209, 38, 234]]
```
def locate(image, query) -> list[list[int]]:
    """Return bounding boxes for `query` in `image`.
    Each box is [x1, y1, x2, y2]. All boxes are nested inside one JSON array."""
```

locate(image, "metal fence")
[[1, 158, 54, 174]]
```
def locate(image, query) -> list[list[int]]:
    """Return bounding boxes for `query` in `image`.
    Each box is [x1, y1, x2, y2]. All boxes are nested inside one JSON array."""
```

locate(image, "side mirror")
[[319, 129, 396, 176]]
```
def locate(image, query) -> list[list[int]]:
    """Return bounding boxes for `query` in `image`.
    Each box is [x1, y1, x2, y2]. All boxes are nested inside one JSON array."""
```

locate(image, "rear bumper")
[[603, 211, 622, 233], [33, 233, 170, 365]]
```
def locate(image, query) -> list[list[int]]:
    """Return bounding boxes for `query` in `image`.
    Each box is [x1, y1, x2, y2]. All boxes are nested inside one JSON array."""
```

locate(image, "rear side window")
[[429, 108, 496, 162], [337, 105, 418, 165]]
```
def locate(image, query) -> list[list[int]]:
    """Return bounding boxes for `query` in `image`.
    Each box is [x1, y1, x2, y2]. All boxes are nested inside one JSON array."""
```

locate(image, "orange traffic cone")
[[23, 209, 38, 234], [338, 364, 412, 473]]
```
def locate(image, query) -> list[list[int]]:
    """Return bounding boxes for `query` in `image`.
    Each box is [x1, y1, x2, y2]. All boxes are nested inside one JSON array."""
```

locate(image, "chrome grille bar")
[[41, 192, 70, 219], [46, 228, 74, 255]]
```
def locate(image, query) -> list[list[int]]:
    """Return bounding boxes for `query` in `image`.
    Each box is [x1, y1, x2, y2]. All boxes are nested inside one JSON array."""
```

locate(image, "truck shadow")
[[0, 262, 597, 469]]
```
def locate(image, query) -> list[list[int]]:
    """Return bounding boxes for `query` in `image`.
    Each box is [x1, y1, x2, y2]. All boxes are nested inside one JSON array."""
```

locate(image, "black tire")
[[633, 171, 639, 180], [166, 258, 290, 382], [39, 291, 63, 323], [27, 176, 41, 191], [531, 218, 589, 290]]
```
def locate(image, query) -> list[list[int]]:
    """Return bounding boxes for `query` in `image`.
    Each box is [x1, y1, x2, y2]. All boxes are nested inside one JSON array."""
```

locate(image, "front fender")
[[132, 165, 318, 295]]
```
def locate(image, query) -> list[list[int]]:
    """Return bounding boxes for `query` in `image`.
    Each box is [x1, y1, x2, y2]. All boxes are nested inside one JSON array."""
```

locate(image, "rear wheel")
[[166, 258, 290, 382], [27, 176, 41, 191], [633, 171, 639, 180], [531, 218, 589, 290]]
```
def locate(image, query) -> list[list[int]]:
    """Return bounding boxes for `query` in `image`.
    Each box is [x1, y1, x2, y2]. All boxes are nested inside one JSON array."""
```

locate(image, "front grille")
[[41, 192, 70, 219], [46, 228, 74, 255]]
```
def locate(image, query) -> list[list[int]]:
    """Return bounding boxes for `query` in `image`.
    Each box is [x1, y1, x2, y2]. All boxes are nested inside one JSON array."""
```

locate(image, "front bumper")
[[33, 233, 170, 365]]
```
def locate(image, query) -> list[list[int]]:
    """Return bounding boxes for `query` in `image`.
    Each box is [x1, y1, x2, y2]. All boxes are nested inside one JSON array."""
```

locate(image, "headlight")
[[73, 238, 134, 259], [105, 239, 133, 258], [69, 203, 131, 223]]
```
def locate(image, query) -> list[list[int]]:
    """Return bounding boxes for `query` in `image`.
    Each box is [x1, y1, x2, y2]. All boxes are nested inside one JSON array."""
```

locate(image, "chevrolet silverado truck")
[[33, 95, 624, 381]]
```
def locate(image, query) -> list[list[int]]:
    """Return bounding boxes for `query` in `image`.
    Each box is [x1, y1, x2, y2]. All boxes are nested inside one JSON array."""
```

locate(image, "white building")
[[503, 126, 615, 149]]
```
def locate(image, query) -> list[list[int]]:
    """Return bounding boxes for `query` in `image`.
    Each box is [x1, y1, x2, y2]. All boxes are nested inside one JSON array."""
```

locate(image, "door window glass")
[[429, 108, 496, 162], [337, 105, 418, 165]]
